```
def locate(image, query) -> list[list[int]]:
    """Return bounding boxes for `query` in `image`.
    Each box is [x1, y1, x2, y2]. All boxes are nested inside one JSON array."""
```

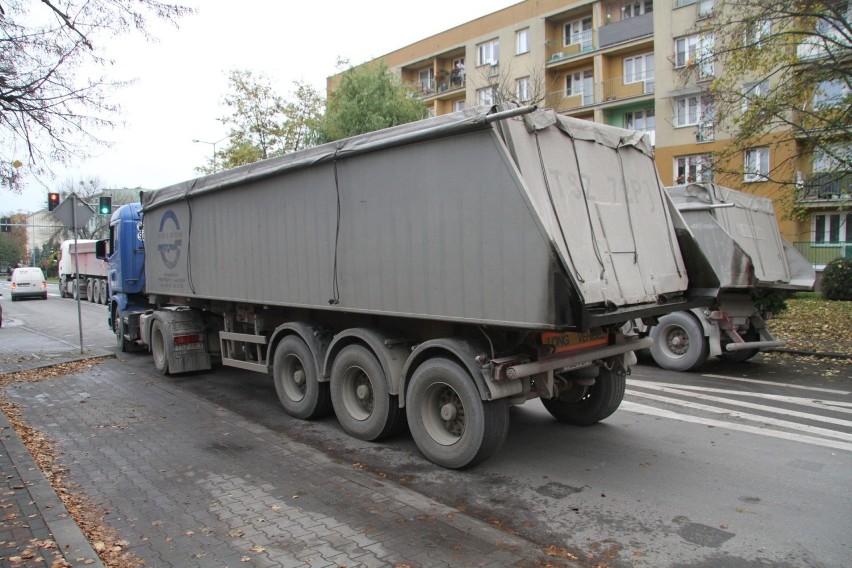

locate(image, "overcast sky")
[[2, 0, 517, 213]]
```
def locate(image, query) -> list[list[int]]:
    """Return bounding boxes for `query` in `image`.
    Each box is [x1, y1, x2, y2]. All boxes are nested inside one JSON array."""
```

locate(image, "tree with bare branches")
[[681, 0, 851, 204], [0, 0, 193, 193]]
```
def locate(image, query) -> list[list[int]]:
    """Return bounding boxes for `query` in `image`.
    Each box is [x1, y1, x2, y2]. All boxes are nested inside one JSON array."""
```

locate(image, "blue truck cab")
[[96, 203, 147, 349]]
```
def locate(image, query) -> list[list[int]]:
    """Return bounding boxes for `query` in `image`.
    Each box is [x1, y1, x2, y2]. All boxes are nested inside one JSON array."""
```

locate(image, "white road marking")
[[628, 380, 852, 416], [621, 401, 852, 452], [628, 390, 852, 442], [701, 374, 850, 395]]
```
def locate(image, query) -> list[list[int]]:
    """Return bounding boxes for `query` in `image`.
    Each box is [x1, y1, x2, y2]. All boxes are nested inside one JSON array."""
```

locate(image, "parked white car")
[[10, 267, 48, 301]]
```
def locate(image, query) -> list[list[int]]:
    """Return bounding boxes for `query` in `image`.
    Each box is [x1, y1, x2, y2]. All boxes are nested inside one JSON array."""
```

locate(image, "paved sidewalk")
[[1, 353, 556, 567]]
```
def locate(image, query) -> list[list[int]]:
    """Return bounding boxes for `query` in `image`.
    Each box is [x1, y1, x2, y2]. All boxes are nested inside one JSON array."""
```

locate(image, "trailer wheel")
[[406, 358, 508, 469], [151, 320, 169, 375], [71, 280, 79, 300], [86, 278, 94, 302], [98, 280, 107, 305], [272, 336, 331, 420], [330, 345, 404, 441], [541, 367, 625, 425], [114, 309, 130, 353], [649, 312, 709, 371]]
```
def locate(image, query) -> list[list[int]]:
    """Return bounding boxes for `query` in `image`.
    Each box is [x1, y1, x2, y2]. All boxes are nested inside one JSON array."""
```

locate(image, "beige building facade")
[[334, 0, 850, 267]]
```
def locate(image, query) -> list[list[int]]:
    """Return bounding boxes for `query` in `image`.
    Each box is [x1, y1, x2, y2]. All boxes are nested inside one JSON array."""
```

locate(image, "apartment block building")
[[336, 0, 850, 268]]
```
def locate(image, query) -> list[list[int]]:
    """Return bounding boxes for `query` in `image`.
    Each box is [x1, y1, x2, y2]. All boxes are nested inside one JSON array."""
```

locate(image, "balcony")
[[411, 70, 467, 100], [598, 12, 653, 49], [798, 172, 852, 201], [600, 75, 655, 102], [547, 30, 597, 65]]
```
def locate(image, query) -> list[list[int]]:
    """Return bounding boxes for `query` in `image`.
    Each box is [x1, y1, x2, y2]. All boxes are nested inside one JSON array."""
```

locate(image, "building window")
[[418, 68, 434, 92], [624, 53, 654, 83], [813, 213, 851, 243], [622, 0, 653, 18], [675, 33, 714, 77], [674, 154, 713, 184], [697, 0, 714, 18], [743, 80, 769, 111], [813, 79, 849, 108], [564, 17, 593, 50], [453, 99, 467, 112], [477, 86, 496, 106], [745, 19, 772, 46], [516, 28, 529, 54], [744, 147, 770, 182], [516, 76, 531, 102], [477, 39, 499, 66], [625, 108, 655, 145], [451, 58, 466, 87], [674, 94, 712, 127], [813, 143, 851, 173], [566, 69, 594, 106]]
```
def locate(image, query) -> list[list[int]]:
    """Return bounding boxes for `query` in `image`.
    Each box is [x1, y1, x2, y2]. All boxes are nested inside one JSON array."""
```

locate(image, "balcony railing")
[[799, 172, 852, 200], [600, 75, 654, 101], [411, 71, 466, 98], [793, 241, 852, 266]]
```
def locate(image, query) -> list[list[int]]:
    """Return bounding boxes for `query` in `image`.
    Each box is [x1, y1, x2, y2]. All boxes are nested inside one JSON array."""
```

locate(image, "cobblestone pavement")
[[2, 355, 558, 568]]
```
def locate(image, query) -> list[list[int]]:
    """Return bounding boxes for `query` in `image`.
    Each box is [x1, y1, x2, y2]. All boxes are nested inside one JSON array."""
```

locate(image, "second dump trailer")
[[101, 105, 715, 467]]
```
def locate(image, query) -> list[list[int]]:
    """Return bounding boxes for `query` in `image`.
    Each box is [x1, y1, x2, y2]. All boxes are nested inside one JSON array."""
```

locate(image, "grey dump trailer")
[[109, 105, 714, 468], [636, 183, 815, 371]]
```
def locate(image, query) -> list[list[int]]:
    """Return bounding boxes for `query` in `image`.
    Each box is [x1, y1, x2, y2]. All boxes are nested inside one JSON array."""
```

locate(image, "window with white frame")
[[674, 94, 712, 127], [452, 99, 467, 112], [744, 147, 770, 182], [564, 17, 592, 49], [566, 69, 594, 105], [624, 53, 654, 83], [516, 76, 531, 102], [743, 80, 769, 111], [813, 78, 849, 108], [419, 68, 434, 92], [516, 28, 530, 54], [813, 212, 851, 243], [622, 0, 653, 18], [477, 39, 499, 66], [477, 86, 496, 106], [675, 33, 713, 77], [625, 108, 655, 144], [745, 19, 772, 46], [674, 154, 713, 184]]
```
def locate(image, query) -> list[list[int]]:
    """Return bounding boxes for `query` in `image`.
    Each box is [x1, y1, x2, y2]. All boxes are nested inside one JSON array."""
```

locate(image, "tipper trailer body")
[[99, 106, 716, 467], [58, 239, 110, 303], [637, 183, 815, 371]]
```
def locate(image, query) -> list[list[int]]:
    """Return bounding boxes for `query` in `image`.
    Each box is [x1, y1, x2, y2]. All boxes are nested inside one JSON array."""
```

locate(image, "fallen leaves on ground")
[[764, 298, 851, 368], [0, 359, 144, 568]]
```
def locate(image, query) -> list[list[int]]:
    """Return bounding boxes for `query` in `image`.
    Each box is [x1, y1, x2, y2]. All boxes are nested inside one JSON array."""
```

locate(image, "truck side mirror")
[[95, 239, 110, 261]]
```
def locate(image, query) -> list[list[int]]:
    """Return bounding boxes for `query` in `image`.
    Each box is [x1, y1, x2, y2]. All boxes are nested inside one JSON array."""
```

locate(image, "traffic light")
[[98, 196, 112, 215], [0, 217, 9, 233], [48, 192, 60, 211]]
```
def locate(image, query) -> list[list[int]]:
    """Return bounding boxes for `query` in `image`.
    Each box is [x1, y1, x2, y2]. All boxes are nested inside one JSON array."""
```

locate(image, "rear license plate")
[[540, 331, 608, 353]]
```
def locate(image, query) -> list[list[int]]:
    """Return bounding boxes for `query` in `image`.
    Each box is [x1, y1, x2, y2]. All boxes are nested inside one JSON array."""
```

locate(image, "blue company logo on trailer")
[[157, 210, 183, 270]]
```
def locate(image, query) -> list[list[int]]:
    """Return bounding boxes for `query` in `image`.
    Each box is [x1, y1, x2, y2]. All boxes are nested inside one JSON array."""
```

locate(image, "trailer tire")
[[86, 278, 93, 302], [114, 310, 130, 353], [71, 280, 79, 300], [541, 367, 625, 425], [273, 336, 331, 420], [649, 312, 709, 371], [151, 320, 169, 374], [98, 280, 107, 304], [330, 345, 404, 441], [406, 357, 508, 469]]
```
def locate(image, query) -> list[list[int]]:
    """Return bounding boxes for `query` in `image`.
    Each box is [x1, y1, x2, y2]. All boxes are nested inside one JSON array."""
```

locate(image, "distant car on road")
[[10, 267, 48, 301]]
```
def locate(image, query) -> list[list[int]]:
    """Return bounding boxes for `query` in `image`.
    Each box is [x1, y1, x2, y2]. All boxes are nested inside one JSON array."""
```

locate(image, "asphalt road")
[[2, 285, 850, 567]]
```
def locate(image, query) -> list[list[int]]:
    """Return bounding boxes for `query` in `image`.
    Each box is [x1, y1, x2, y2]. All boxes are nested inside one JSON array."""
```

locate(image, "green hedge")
[[821, 257, 852, 301]]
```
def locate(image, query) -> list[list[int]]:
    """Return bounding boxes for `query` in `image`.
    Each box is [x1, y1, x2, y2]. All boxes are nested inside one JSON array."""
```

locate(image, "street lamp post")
[[192, 137, 227, 172]]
